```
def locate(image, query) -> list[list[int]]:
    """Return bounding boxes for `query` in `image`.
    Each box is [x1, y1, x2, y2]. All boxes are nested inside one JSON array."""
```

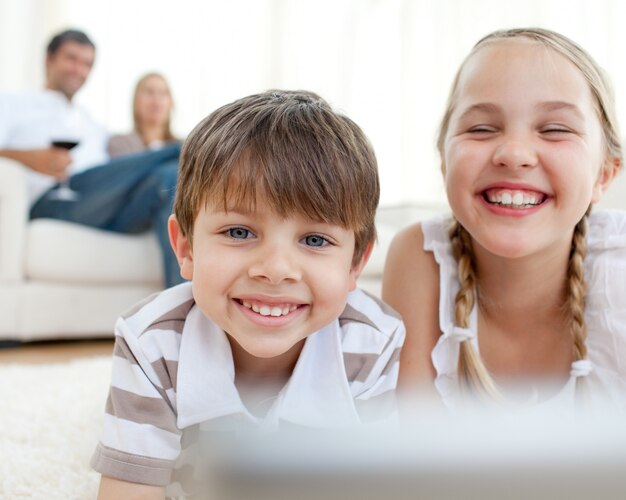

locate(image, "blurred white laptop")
[[197, 411, 626, 500]]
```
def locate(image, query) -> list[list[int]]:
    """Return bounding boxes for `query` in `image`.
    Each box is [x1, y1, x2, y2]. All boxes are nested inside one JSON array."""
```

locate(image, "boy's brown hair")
[[174, 90, 380, 265]]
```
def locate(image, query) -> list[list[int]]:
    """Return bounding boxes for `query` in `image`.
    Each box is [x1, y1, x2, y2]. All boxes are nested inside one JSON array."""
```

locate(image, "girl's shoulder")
[[382, 215, 454, 301], [384, 216, 451, 269], [383, 220, 443, 389]]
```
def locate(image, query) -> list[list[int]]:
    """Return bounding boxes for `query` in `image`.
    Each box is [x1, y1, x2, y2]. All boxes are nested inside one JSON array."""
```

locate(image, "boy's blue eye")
[[303, 235, 328, 247], [227, 227, 252, 239]]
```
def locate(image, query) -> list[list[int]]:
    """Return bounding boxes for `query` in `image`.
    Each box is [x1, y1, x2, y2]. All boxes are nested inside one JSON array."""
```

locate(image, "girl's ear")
[[168, 215, 194, 280], [592, 157, 621, 203], [348, 240, 375, 291]]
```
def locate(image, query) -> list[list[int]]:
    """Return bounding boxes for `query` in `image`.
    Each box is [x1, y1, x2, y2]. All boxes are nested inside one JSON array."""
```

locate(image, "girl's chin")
[[472, 234, 537, 260]]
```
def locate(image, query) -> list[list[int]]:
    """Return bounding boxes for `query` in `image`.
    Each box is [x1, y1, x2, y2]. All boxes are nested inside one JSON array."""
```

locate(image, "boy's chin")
[[245, 338, 307, 360], [227, 333, 308, 370]]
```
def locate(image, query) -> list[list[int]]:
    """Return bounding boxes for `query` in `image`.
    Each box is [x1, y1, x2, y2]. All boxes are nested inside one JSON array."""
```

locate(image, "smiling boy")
[[92, 90, 405, 499]]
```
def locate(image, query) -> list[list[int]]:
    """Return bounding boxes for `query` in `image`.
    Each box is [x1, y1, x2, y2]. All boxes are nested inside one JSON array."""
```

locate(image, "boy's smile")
[[169, 197, 369, 373], [236, 296, 302, 317]]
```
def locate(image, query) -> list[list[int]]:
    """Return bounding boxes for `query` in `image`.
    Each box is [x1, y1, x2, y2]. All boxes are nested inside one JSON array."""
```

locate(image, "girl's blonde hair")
[[437, 28, 623, 400], [133, 72, 176, 143]]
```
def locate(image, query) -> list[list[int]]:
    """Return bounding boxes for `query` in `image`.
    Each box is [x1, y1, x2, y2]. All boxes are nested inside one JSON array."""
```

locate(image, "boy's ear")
[[168, 215, 194, 280], [348, 240, 375, 291], [592, 157, 620, 203]]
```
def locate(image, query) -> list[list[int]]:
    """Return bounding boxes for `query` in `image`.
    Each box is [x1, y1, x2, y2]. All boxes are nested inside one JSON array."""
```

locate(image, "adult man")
[[0, 29, 182, 287]]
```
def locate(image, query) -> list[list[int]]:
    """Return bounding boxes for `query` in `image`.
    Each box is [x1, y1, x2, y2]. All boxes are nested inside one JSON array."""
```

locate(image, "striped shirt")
[[91, 282, 404, 495]]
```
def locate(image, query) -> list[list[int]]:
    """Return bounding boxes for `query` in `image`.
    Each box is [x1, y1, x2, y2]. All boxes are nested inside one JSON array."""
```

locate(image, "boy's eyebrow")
[[217, 207, 254, 216], [205, 199, 254, 215]]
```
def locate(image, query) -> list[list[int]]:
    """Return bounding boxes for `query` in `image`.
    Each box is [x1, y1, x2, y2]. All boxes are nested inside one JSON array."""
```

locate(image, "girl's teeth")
[[259, 305, 271, 316], [486, 190, 542, 207]]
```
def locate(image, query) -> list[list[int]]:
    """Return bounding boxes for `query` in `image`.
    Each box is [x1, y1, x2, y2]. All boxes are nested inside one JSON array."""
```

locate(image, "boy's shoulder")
[[341, 288, 402, 327], [337, 289, 404, 407], [339, 288, 404, 354], [118, 282, 196, 340]]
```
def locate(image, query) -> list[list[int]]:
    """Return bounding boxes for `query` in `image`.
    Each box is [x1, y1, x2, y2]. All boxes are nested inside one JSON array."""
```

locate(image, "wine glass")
[[46, 139, 81, 200], [47, 108, 82, 201]]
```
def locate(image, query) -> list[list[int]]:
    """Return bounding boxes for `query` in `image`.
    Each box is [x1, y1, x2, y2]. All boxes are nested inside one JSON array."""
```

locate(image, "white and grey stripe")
[[92, 283, 405, 495]]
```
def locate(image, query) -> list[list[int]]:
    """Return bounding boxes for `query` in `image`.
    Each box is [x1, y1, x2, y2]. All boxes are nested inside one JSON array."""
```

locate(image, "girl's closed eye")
[[466, 124, 498, 136], [540, 124, 576, 136]]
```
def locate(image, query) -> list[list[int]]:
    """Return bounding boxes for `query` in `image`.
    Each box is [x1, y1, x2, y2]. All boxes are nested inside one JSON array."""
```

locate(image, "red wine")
[[51, 140, 79, 150]]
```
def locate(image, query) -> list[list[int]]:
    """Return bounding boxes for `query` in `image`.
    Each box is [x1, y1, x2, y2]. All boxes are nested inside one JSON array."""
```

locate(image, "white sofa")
[[0, 159, 165, 341], [0, 157, 448, 342]]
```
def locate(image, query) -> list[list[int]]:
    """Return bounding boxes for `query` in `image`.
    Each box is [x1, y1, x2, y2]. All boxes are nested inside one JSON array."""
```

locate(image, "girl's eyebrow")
[[457, 102, 500, 120], [457, 101, 585, 121], [536, 101, 585, 119]]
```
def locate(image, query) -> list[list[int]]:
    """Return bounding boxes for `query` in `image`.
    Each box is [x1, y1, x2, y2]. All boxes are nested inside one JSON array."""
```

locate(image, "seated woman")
[[108, 73, 179, 157]]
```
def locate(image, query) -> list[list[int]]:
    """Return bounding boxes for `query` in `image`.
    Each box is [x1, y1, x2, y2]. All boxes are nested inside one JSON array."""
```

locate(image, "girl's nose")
[[492, 136, 538, 169]]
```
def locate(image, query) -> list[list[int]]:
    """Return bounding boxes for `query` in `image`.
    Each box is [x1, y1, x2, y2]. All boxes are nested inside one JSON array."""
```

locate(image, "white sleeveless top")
[[422, 210, 626, 412]]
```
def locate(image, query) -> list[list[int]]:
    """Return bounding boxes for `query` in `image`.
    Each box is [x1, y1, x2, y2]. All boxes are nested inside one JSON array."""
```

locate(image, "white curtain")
[[2, 0, 625, 207]]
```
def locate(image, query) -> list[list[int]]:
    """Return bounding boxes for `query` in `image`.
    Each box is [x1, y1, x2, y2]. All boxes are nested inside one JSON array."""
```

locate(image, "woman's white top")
[[422, 210, 626, 412]]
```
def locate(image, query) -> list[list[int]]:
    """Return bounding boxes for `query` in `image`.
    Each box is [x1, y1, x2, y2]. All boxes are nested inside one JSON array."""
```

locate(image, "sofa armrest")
[[0, 158, 28, 282]]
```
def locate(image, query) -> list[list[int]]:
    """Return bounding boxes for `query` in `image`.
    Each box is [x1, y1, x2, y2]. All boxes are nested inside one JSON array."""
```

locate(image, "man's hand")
[[0, 147, 72, 179]]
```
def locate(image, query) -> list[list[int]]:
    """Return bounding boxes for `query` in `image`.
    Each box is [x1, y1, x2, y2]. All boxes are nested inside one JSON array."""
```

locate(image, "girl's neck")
[[473, 240, 571, 323], [472, 238, 575, 389]]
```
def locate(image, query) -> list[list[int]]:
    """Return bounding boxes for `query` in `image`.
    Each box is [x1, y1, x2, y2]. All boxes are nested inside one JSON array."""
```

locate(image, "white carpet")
[[0, 356, 112, 499]]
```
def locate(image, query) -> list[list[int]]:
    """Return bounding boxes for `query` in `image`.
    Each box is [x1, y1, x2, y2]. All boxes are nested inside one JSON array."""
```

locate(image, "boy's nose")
[[492, 137, 538, 169], [248, 245, 302, 284]]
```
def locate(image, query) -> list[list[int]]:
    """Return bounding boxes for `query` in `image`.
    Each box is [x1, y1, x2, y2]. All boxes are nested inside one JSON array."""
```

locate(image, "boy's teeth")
[[241, 300, 298, 317]]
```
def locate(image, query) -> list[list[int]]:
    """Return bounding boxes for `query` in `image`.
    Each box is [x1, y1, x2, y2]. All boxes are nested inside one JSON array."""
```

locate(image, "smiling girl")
[[384, 28, 626, 410]]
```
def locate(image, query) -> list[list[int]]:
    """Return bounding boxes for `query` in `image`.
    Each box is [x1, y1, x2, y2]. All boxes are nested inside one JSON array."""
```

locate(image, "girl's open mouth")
[[482, 188, 548, 209]]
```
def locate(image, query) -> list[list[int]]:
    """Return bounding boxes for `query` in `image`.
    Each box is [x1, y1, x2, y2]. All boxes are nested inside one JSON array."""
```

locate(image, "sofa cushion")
[[25, 219, 163, 285]]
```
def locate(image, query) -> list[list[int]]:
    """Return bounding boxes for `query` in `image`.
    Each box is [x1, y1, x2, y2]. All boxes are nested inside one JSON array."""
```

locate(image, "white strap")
[[570, 359, 593, 378], [449, 326, 474, 342]]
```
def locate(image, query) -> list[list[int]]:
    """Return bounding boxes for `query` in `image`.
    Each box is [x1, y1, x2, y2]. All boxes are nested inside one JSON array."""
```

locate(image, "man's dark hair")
[[47, 29, 95, 55]]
